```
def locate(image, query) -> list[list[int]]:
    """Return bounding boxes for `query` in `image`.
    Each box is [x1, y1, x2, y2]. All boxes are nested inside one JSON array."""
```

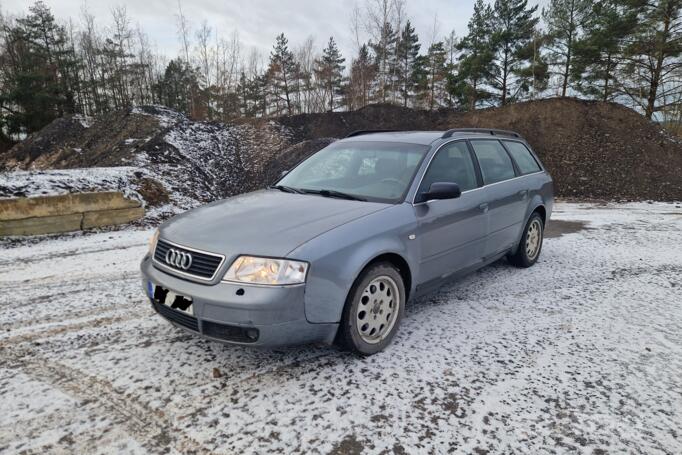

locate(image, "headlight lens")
[[223, 256, 308, 285], [148, 229, 159, 254]]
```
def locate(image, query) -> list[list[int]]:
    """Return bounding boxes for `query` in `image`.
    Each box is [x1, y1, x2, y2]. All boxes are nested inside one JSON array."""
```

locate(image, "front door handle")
[[479, 203, 489, 213]]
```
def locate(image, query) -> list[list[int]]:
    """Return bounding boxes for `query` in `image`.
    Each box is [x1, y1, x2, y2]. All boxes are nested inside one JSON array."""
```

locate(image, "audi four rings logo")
[[165, 248, 193, 270]]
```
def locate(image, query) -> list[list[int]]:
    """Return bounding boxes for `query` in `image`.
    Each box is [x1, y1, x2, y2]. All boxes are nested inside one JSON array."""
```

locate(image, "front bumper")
[[140, 256, 338, 347]]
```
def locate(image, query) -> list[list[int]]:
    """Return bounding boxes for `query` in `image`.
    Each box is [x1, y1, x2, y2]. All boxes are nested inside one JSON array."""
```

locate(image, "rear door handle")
[[479, 203, 489, 213], [518, 190, 528, 199]]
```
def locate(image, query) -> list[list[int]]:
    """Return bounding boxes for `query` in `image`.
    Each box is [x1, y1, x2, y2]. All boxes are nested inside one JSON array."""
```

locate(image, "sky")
[[0, 0, 545, 61]]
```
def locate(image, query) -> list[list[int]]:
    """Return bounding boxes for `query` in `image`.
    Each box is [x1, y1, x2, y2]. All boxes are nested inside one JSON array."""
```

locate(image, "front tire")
[[338, 262, 405, 356], [509, 212, 544, 268]]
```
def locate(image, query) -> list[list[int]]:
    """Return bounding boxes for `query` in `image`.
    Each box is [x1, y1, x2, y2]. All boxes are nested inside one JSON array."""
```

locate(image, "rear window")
[[470, 140, 516, 184], [503, 141, 541, 174]]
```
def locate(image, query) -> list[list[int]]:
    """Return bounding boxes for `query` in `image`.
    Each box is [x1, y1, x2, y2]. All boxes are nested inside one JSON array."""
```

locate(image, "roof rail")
[[441, 128, 521, 139], [345, 129, 400, 138]]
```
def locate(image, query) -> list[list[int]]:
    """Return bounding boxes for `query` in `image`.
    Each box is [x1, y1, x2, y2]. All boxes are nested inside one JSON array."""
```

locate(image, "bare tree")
[[364, 0, 397, 102], [111, 5, 133, 108], [196, 20, 211, 87], [349, 3, 370, 108], [175, 0, 191, 63]]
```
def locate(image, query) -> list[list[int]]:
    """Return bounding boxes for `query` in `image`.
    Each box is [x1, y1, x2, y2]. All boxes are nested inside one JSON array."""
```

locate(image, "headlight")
[[148, 229, 159, 254], [223, 256, 308, 285]]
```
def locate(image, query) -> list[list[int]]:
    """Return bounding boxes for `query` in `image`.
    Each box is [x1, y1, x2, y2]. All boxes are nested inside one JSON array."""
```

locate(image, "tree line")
[[1, 0, 682, 143]]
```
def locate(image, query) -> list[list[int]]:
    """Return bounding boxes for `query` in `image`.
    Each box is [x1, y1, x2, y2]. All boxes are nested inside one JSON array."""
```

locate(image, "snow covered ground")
[[1, 202, 680, 454]]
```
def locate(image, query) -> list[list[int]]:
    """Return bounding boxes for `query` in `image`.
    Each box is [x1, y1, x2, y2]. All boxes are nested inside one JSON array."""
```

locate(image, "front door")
[[414, 140, 487, 284]]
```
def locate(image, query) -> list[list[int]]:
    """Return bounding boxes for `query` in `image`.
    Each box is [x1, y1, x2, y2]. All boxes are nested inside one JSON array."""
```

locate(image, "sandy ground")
[[1, 202, 681, 454]]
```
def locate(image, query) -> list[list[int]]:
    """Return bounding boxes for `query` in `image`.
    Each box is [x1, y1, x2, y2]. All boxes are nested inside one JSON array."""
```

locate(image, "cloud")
[[0, 0, 544, 61]]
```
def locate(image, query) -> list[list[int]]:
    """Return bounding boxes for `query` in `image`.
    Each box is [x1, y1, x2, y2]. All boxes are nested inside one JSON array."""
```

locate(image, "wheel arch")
[[360, 252, 413, 302], [533, 204, 547, 225], [510, 202, 547, 256]]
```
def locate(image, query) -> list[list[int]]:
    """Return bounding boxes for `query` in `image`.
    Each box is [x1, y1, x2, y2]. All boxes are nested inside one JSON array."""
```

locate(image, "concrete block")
[[82, 206, 145, 229], [0, 192, 141, 221], [0, 213, 83, 236]]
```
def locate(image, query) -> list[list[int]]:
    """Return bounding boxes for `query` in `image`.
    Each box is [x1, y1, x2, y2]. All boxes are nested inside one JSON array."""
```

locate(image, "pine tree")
[[572, 0, 638, 102], [247, 73, 268, 117], [348, 44, 377, 110], [543, 0, 592, 97], [314, 37, 346, 111], [267, 33, 298, 115], [396, 20, 420, 107], [155, 58, 199, 114], [488, 0, 541, 105], [457, 0, 495, 109], [621, 0, 682, 119], [416, 42, 448, 110], [5, 1, 80, 134], [514, 30, 550, 99]]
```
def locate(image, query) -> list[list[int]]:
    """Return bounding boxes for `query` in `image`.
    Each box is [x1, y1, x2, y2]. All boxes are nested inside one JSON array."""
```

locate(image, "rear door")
[[469, 139, 527, 259], [414, 140, 487, 284]]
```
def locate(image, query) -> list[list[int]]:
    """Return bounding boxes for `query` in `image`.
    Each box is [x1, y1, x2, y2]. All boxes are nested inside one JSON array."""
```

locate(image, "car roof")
[[338, 129, 524, 146]]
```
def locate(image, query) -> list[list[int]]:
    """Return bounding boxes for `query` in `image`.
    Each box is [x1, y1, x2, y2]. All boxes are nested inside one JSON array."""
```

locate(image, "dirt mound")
[[2, 110, 160, 169], [281, 99, 682, 201], [1, 98, 680, 213]]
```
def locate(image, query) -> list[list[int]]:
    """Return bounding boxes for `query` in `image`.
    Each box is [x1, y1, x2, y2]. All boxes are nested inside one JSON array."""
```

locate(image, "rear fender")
[[510, 195, 545, 255]]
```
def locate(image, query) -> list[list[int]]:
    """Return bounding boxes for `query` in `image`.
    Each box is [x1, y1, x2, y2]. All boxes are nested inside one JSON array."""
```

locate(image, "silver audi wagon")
[[140, 129, 553, 355]]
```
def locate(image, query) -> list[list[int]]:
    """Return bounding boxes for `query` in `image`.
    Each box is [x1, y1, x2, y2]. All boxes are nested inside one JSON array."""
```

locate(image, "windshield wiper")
[[301, 188, 367, 202], [268, 185, 304, 194]]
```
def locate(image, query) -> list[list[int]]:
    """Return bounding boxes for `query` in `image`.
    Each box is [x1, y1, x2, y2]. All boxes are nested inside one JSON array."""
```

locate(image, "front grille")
[[153, 301, 199, 332], [202, 320, 259, 343], [153, 239, 224, 280]]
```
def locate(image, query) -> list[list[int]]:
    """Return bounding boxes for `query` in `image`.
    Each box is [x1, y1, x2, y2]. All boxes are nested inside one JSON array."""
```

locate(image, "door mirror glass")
[[419, 182, 461, 203]]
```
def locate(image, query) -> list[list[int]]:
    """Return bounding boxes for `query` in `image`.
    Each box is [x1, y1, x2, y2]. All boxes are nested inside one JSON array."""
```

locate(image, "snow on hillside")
[[133, 106, 295, 204], [0, 167, 144, 201]]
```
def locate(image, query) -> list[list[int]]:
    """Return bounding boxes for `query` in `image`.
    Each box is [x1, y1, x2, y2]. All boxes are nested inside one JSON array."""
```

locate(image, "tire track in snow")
[[0, 242, 147, 267], [2, 345, 213, 455], [0, 314, 139, 345]]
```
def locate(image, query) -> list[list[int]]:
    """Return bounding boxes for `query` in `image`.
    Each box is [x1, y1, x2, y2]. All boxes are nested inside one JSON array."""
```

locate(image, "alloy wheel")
[[525, 219, 543, 260], [355, 275, 400, 344]]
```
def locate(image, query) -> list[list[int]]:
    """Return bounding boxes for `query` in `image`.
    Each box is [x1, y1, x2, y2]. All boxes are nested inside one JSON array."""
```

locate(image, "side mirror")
[[418, 182, 461, 203], [280, 170, 289, 177]]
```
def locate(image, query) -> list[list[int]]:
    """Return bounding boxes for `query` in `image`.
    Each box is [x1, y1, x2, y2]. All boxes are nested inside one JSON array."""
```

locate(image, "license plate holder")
[[151, 282, 194, 316]]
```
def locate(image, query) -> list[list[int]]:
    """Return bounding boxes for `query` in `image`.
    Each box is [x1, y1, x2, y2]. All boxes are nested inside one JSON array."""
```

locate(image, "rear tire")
[[338, 262, 405, 356], [509, 212, 544, 268]]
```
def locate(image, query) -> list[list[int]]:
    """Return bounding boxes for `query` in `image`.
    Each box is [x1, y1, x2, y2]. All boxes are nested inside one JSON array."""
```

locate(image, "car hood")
[[160, 190, 389, 258]]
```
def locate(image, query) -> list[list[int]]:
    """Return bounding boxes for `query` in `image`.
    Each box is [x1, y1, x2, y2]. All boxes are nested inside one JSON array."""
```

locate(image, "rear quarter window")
[[503, 141, 541, 175]]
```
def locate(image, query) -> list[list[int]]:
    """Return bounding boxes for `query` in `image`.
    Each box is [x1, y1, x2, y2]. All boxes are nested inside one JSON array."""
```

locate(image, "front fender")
[[289, 203, 418, 324]]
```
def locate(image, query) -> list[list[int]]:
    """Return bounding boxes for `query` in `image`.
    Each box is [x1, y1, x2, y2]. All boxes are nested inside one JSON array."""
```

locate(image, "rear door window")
[[470, 140, 516, 185], [503, 141, 541, 174], [418, 141, 478, 193]]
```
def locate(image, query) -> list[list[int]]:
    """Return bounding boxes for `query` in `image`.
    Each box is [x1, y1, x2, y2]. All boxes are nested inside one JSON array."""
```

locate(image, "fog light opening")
[[246, 328, 259, 341]]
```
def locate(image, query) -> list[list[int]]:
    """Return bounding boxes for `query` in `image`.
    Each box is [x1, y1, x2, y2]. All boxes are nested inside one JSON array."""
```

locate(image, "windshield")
[[276, 141, 430, 203]]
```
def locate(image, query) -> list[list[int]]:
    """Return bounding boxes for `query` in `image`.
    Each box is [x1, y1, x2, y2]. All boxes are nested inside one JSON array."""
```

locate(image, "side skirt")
[[412, 250, 511, 300]]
